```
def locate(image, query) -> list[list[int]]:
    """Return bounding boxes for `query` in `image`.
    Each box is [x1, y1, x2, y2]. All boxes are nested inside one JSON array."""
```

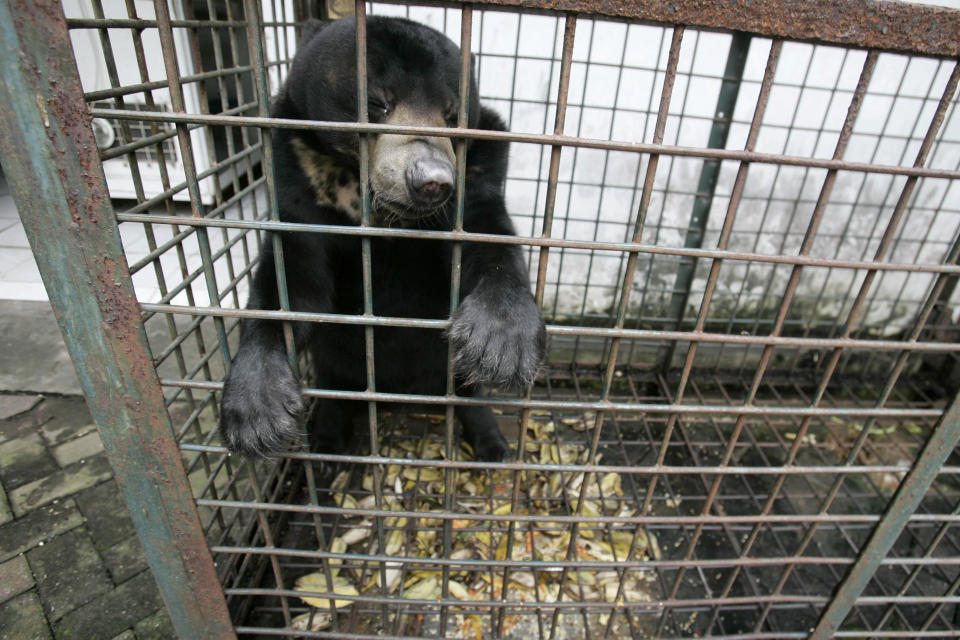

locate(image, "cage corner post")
[[0, 1, 236, 638]]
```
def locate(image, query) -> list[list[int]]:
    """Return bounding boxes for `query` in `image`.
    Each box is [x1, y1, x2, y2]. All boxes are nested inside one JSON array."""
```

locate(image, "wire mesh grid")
[[46, 0, 960, 637]]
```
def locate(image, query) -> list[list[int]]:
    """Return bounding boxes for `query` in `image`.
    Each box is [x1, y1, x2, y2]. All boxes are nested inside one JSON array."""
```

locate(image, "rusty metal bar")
[[496, 14, 577, 637], [83, 65, 254, 102], [639, 31, 770, 518], [352, 3, 390, 629], [0, 1, 235, 637], [630, 36, 784, 635], [112, 0, 229, 536], [221, 0, 262, 287], [440, 5, 474, 635], [181, 0, 240, 330], [230, 629, 953, 640], [193, 494, 960, 525], [498, 15, 573, 627], [700, 46, 879, 632], [67, 16, 246, 28], [245, 0, 299, 371], [164, 377, 947, 417], [244, 464, 292, 628], [153, 0, 232, 366], [218, 585, 960, 609], [209, 543, 960, 569], [501, 11, 577, 636], [114, 211, 960, 275], [89, 107, 960, 181], [414, 0, 960, 57], [123, 0, 222, 453], [550, 23, 686, 636], [663, 37, 784, 416], [182, 443, 960, 476]]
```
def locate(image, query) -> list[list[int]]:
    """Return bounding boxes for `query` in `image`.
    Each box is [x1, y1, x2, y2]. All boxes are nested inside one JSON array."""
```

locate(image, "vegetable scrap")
[[294, 418, 659, 636]]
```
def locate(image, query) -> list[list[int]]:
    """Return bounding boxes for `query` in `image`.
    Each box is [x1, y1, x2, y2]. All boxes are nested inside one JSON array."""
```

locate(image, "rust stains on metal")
[[468, 0, 960, 57]]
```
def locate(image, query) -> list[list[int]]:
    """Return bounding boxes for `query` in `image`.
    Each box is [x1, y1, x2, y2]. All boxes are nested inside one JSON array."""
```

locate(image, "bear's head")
[[281, 16, 481, 224]]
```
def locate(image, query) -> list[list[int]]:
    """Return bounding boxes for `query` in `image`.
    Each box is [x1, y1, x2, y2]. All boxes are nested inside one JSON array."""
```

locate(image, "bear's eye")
[[367, 98, 391, 121], [444, 106, 459, 127]]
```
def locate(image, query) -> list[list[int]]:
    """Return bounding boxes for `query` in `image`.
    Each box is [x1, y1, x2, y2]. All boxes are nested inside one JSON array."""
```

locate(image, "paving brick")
[[0, 394, 42, 420], [9, 454, 113, 516], [0, 554, 34, 603], [37, 398, 96, 447], [102, 535, 147, 584], [0, 498, 84, 562], [0, 397, 89, 446], [28, 528, 112, 621], [75, 480, 136, 550], [51, 431, 104, 468], [0, 432, 59, 489], [0, 592, 53, 640], [52, 570, 162, 640], [134, 608, 175, 640], [0, 405, 43, 444]]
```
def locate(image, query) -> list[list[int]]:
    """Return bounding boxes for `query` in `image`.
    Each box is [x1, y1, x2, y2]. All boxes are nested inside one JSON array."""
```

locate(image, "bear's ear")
[[477, 105, 507, 133], [300, 18, 329, 45]]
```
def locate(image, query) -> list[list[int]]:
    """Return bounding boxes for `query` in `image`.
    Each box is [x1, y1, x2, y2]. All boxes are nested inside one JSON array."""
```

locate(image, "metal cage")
[[3, 0, 960, 638]]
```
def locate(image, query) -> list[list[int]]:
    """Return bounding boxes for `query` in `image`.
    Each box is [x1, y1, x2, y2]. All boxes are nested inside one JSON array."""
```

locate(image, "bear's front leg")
[[448, 275, 545, 389], [220, 340, 304, 457], [219, 241, 320, 457]]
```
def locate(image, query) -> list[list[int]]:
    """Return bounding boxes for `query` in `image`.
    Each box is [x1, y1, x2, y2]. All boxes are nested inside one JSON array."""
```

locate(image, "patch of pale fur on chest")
[[290, 137, 362, 221]]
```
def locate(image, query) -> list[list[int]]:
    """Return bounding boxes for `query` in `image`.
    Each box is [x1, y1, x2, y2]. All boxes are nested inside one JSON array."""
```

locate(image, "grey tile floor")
[[0, 169, 253, 307], [0, 171, 46, 302]]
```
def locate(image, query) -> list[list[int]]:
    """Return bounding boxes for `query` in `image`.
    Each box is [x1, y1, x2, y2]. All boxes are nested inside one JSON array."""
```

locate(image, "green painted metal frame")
[[0, 1, 236, 637], [660, 30, 752, 373]]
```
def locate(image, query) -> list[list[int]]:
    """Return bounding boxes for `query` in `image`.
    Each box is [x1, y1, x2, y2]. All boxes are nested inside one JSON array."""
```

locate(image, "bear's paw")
[[449, 286, 545, 389], [219, 349, 305, 457]]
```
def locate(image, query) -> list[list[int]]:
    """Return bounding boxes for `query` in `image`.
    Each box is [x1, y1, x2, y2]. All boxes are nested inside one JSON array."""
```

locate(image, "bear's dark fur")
[[219, 16, 545, 461]]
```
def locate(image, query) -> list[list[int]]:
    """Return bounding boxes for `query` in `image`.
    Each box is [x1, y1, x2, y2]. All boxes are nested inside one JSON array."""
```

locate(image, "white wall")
[[371, 3, 960, 338]]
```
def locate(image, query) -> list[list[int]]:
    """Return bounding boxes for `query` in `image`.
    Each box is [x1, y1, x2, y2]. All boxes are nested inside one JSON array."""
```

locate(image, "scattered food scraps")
[[293, 417, 658, 637]]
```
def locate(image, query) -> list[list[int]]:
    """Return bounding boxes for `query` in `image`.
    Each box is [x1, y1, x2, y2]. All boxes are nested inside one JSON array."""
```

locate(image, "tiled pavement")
[[0, 394, 174, 640]]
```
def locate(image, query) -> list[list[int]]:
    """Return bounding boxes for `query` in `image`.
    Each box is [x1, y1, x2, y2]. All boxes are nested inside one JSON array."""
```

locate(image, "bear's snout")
[[368, 102, 457, 220], [371, 130, 456, 218], [405, 154, 454, 207]]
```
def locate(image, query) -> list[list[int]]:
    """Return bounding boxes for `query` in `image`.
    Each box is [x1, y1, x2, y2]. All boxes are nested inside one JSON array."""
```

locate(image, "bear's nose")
[[406, 158, 453, 207]]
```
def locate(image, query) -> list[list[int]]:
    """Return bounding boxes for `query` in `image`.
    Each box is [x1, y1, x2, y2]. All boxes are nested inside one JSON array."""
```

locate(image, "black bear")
[[219, 16, 545, 461]]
